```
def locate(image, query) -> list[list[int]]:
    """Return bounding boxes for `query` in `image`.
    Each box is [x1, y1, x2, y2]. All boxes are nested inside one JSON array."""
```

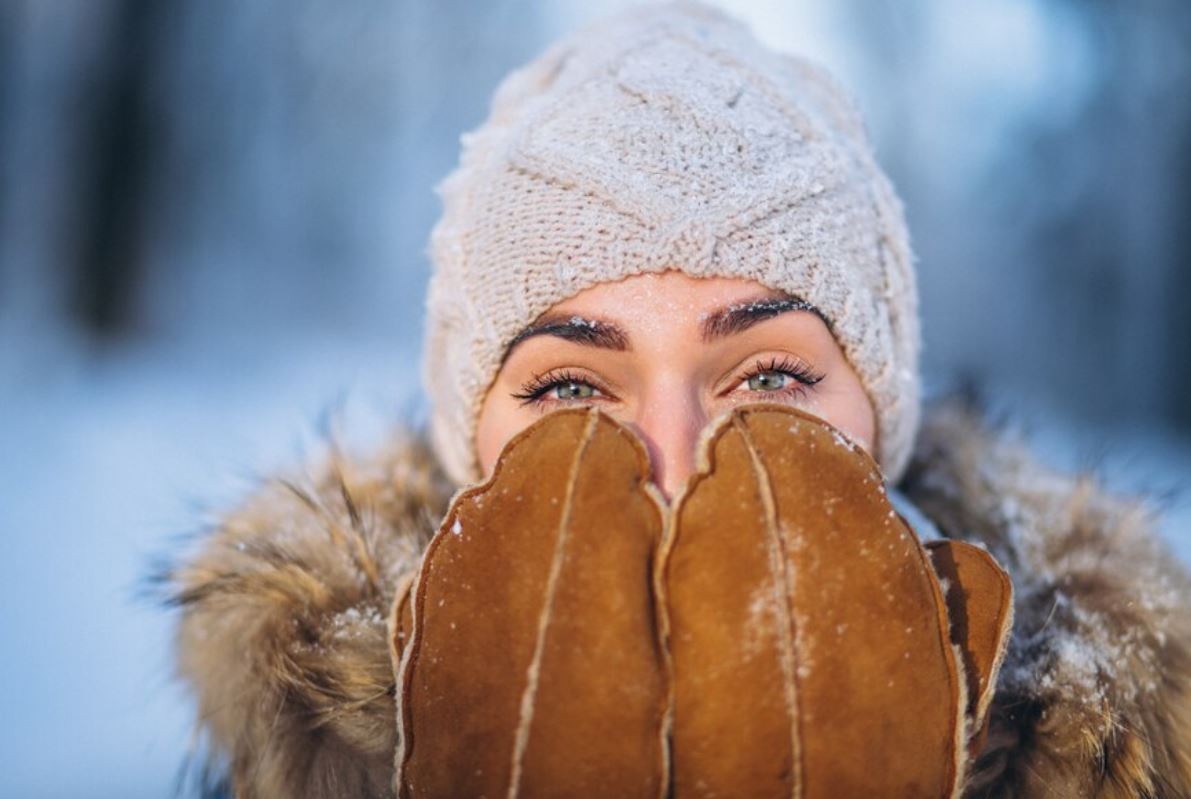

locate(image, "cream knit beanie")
[[422, 0, 921, 486]]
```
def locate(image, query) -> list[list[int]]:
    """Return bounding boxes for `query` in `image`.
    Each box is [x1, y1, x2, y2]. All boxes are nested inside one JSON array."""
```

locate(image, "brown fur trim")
[[160, 430, 453, 798], [901, 398, 1191, 798], [160, 400, 1191, 798]]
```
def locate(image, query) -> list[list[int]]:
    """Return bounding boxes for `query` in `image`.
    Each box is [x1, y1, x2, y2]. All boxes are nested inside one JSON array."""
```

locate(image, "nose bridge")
[[633, 376, 707, 500]]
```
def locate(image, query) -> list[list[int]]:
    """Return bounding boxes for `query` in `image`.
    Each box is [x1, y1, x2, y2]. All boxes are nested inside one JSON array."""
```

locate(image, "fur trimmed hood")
[[160, 399, 1191, 798]]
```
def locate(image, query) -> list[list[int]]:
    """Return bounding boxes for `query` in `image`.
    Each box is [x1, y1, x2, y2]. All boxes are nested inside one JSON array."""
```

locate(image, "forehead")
[[548, 272, 783, 318]]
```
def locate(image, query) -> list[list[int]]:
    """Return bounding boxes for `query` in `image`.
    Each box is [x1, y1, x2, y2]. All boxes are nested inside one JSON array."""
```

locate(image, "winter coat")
[[162, 398, 1191, 798]]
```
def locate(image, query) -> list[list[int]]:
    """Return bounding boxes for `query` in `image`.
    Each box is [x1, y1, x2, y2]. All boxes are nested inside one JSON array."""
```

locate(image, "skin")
[[475, 270, 876, 501]]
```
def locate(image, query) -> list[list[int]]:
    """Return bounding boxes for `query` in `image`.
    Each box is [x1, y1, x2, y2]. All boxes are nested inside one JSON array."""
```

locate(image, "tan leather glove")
[[393, 409, 670, 798], [663, 404, 1013, 798], [393, 405, 1013, 798]]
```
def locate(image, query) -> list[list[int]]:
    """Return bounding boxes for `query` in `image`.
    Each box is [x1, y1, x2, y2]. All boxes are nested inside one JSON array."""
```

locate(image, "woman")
[[164, 3, 1191, 796]]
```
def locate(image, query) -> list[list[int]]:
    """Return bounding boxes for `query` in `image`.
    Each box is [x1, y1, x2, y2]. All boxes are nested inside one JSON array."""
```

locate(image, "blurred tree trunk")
[[1168, 117, 1191, 427], [71, 0, 171, 340]]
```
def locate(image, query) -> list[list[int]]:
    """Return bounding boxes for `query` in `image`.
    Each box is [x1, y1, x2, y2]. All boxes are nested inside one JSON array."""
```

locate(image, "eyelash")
[[511, 369, 610, 406], [741, 356, 826, 396], [510, 357, 825, 408]]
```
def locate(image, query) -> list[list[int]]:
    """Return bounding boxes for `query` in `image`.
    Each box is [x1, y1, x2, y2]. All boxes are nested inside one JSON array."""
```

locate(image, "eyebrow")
[[502, 314, 629, 365], [500, 292, 829, 364], [699, 293, 832, 342]]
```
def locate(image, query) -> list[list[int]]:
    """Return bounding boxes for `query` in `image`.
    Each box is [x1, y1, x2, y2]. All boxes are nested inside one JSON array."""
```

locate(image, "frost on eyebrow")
[[501, 314, 630, 365], [698, 294, 832, 342]]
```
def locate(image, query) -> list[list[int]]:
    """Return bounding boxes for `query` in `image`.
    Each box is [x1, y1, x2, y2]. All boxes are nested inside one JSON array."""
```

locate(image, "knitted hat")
[[422, 0, 921, 486]]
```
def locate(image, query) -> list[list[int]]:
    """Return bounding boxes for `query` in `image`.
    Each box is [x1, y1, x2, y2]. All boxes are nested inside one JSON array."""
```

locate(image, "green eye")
[[747, 371, 791, 392], [553, 381, 597, 400], [511, 370, 608, 406]]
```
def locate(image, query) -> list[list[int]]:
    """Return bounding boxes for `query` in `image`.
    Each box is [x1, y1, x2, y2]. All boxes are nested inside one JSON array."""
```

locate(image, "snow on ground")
[[0, 333, 1187, 797], [0, 328, 423, 798]]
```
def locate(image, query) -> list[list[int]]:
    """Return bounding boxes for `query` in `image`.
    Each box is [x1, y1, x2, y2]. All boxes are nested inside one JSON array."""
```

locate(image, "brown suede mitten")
[[925, 537, 1014, 762], [661, 403, 1014, 799], [393, 404, 1013, 799], [395, 408, 670, 799]]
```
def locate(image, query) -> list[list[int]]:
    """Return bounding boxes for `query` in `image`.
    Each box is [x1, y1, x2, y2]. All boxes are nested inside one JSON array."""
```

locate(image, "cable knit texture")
[[422, 0, 921, 486]]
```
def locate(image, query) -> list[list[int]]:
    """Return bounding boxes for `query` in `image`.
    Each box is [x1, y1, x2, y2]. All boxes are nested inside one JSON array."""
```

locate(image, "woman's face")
[[475, 270, 876, 500]]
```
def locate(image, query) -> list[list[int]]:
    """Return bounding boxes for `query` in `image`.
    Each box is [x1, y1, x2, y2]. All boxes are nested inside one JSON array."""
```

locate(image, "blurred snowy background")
[[1, 0, 1189, 795]]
